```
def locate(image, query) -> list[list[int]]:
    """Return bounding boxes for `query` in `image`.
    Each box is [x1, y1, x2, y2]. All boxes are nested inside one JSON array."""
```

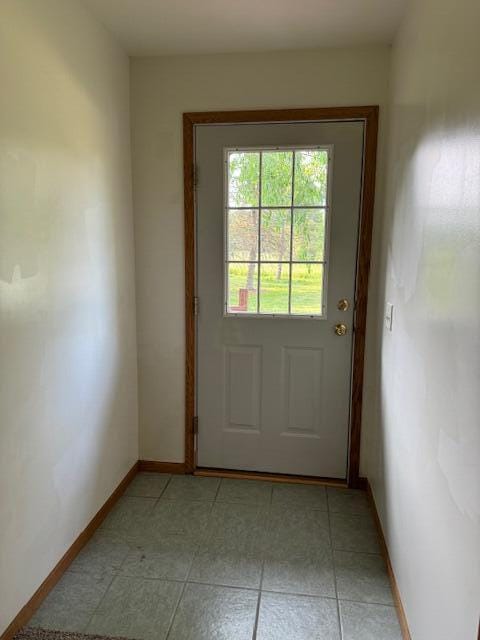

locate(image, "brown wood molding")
[[347, 106, 379, 487], [195, 467, 347, 487], [183, 105, 378, 125], [354, 476, 368, 491], [138, 460, 186, 474], [366, 480, 412, 640], [183, 106, 379, 487], [183, 112, 196, 475], [0, 462, 139, 640]]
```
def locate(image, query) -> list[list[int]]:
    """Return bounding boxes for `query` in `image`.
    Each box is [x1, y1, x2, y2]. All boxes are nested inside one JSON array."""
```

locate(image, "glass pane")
[[228, 152, 260, 207], [259, 263, 290, 314], [294, 150, 328, 206], [227, 263, 258, 313], [260, 209, 291, 261], [292, 209, 326, 261], [290, 264, 323, 315], [261, 151, 293, 206], [228, 209, 258, 261]]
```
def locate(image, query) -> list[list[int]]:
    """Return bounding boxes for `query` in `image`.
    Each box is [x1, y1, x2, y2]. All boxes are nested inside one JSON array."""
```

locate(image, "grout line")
[[212, 477, 223, 502], [165, 580, 188, 640], [327, 505, 344, 640], [38, 568, 398, 610], [154, 498, 217, 504], [326, 485, 332, 511], [183, 578, 341, 603], [185, 580, 261, 594], [153, 474, 175, 508], [187, 496, 218, 576], [154, 474, 173, 506], [79, 572, 116, 633], [251, 591, 262, 640], [123, 474, 172, 502], [112, 532, 140, 578], [336, 597, 397, 608], [260, 588, 335, 601], [251, 488, 270, 639], [268, 481, 273, 506], [333, 547, 383, 556]]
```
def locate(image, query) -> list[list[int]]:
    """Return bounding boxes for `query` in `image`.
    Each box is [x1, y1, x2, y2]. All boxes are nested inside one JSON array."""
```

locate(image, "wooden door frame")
[[183, 106, 379, 488]]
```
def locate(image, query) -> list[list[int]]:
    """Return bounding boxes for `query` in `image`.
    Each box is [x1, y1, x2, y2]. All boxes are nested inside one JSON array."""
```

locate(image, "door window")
[[225, 147, 331, 317]]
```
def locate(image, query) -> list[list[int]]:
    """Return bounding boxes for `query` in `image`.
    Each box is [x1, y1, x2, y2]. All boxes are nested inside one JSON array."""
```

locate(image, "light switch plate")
[[385, 303, 394, 331]]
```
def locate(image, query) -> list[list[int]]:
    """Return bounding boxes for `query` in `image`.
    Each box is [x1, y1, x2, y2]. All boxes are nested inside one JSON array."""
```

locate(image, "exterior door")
[[196, 121, 364, 478]]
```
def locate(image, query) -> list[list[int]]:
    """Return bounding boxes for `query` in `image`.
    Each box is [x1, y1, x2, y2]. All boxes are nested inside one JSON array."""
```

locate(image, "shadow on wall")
[[363, 103, 426, 522], [0, 143, 134, 503], [376, 101, 479, 514], [364, 75, 480, 636], [0, 0, 137, 633], [369, 94, 480, 488]]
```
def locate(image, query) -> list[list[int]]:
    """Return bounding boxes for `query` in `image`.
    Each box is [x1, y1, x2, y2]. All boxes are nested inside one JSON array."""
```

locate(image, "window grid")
[[256, 152, 262, 313], [287, 151, 295, 314], [228, 205, 328, 210], [227, 260, 326, 264], [225, 147, 330, 318]]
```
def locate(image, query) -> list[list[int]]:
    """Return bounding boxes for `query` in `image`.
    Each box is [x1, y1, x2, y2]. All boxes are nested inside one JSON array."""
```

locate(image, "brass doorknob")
[[337, 298, 349, 311], [334, 323, 347, 336]]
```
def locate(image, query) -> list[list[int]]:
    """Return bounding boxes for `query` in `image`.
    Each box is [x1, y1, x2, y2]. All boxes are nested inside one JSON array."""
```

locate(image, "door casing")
[[183, 106, 379, 488]]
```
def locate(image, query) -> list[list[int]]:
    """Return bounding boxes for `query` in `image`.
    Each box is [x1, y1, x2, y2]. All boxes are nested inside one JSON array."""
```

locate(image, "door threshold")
[[194, 467, 347, 487]]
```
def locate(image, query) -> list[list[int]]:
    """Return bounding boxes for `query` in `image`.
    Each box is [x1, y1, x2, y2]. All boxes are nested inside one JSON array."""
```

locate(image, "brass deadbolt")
[[334, 323, 347, 336]]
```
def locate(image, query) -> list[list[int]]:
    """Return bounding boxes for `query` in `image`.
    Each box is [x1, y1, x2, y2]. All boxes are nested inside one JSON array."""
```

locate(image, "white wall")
[[130, 46, 391, 461], [361, 0, 480, 637], [0, 0, 138, 634]]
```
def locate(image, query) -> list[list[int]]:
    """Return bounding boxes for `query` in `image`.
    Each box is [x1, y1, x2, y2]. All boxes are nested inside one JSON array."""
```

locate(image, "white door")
[[196, 121, 364, 478]]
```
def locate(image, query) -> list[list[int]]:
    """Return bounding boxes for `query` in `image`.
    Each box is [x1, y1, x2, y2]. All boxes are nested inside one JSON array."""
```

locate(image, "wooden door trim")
[[195, 467, 349, 488], [183, 106, 379, 487]]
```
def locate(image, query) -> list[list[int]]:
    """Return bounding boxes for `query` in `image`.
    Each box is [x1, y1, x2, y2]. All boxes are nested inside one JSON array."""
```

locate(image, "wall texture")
[[130, 46, 391, 461], [0, 0, 138, 633], [362, 0, 480, 637]]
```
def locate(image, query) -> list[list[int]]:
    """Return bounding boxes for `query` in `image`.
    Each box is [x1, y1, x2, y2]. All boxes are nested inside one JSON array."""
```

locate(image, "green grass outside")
[[228, 263, 323, 315]]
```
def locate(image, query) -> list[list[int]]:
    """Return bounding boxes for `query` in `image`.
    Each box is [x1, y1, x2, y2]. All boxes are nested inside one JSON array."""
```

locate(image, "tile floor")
[[30, 474, 403, 640]]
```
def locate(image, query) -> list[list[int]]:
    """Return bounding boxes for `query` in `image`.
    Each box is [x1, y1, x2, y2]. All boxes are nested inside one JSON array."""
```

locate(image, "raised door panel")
[[281, 347, 324, 438], [224, 345, 262, 432]]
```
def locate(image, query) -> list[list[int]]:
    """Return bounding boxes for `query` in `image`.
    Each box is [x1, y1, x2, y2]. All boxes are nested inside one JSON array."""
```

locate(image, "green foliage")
[[228, 149, 327, 208], [228, 152, 259, 207], [293, 210, 325, 262], [228, 209, 258, 260], [262, 152, 292, 205], [261, 210, 290, 260], [294, 151, 327, 206], [228, 263, 323, 315]]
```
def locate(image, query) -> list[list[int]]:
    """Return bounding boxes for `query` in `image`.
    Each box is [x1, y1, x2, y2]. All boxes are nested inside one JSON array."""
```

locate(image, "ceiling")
[[83, 0, 405, 56]]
